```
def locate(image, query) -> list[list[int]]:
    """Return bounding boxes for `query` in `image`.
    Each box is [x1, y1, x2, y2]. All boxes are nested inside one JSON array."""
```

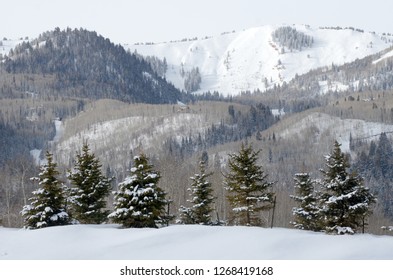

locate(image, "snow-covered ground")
[[0, 224, 392, 260], [279, 112, 393, 152], [373, 48, 393, 64], [132, 24, 393, 96]]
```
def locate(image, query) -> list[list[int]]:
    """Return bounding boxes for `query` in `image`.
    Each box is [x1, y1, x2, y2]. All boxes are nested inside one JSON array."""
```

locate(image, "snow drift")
[[1, 224, 392, 260]]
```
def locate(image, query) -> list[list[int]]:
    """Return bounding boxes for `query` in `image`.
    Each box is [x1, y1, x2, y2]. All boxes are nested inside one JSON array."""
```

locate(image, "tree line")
[[19, 141, 375, 235]]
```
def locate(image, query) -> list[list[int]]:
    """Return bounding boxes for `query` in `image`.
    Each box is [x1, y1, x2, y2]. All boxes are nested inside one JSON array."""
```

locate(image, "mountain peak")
[[132, 24, 393, 96], [2, 28, 185, 103]]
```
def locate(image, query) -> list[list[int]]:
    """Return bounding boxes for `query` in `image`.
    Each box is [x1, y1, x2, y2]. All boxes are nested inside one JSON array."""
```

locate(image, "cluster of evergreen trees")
[[22, 144, 112, 229], [183, 67, 202, 93], [291, 141, 376, 234], [21, 140, 376, 235], [21, 142, 277, 229], [164, 103, 278, 159], [353, 132, 393, 219], [22, 143, 174, 229], [178, 143, 276, 226], [272, 26, 314, 52]]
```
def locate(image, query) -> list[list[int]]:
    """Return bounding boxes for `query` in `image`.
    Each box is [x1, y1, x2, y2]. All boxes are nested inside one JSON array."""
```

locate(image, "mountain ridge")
[[131, 24, 393, 95], [1, 28, 186, 104]]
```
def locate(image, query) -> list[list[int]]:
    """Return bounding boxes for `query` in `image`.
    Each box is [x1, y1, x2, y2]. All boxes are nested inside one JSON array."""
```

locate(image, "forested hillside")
[[2, 28, 187, 104], [0, 28, 189, 192]]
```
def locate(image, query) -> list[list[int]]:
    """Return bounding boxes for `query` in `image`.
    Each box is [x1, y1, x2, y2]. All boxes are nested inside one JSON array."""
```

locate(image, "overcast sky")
[[1, 0, 392, 44]]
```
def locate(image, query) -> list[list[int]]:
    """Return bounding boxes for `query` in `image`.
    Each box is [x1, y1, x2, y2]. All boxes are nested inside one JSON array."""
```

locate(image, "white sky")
[[1, 0, 392, 44]]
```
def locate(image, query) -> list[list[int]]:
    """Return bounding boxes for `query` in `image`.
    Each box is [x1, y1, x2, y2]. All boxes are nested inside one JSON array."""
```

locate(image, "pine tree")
[[319, 141, 376, 234], [68, 142, 112, 224], [224, 143, 274, 226], [108, 153, 167, 228], [21, 151, 69, 229], [290, 173, 321, 231], [179, 159, 215, 225]]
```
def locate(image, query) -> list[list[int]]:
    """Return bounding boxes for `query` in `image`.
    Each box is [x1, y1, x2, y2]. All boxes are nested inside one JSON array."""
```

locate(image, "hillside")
[[0, 28, 189, 173], [131, 24, 393, 95], [1, 28, 186, 104]]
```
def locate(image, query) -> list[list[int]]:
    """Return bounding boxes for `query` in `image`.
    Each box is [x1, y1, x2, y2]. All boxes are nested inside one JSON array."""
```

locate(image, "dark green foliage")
[[179, 159, 215, 225], [3, 28, 185, 104], [68, 142, 112, 224], [353, 133, 393, 219], [0, 115, 57, 168], [290, 173, 322, 231], [164, 103, 277, 159], [184, 67, 202, 92], [21, 151, 69, 229], [319, 141, 376, 234], [109, 153, 167, 228], [272, 26, 314, 51], [224, 143, 274, 226]]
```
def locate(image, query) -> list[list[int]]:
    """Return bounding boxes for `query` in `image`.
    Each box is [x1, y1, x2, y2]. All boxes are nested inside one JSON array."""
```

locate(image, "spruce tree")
[[108, 153, 167, 228], [224, 143, 274, 226], [290, 173, 321, 231], [319, 141, 376, 234], [21, 151, 69, 229], [179, 159, 215, 225], [68, 142, 111, 224]]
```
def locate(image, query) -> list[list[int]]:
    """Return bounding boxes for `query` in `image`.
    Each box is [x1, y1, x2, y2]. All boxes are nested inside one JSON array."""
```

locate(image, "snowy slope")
[[55, 112, 211, 166], [1, 224, 392, 260], [0, 38, 25, 57], [131, 24, 393, 96], [278, 112, 393, 152], [373, 48, 393, 64]]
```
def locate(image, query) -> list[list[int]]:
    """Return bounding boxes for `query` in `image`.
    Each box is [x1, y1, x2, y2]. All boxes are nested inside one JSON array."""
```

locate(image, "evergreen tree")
[[290, 173, 321, 231], [108, 153, 167, 228], [179, 159, 215, 225], [319, 141, 376, 234], [374, 132, 393, 178], [68, 142, 112, 224], [224, 143, 274, 226], [21, 151, 69, 229]]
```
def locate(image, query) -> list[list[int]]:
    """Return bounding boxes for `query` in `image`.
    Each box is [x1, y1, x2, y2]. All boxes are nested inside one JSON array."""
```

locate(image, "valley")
[[1, 25, 393, 236]]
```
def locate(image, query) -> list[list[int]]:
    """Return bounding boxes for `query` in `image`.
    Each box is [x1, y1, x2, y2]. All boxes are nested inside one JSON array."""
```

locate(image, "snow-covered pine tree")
[[224, 143, 274, 226], [319, 141, 376, 234], [290, 173, 322, 231], [21, 151, 69, 229], [68, 142, 112, 224], [179, 159, 215, 225], [108, 153, 167, 228]]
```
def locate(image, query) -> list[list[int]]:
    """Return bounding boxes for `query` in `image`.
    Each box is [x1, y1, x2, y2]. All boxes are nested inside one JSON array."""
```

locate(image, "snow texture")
[[133, 24, 392, 96], [1, 224, 393, 259]]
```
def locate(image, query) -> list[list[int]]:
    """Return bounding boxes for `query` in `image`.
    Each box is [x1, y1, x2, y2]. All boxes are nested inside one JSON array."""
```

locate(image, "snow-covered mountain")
[[131, 24, 393, 96]]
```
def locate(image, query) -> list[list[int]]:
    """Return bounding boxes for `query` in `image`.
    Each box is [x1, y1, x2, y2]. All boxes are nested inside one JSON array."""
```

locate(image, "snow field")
[[133, 24, 393, 96], [1, 224, 393, 260]]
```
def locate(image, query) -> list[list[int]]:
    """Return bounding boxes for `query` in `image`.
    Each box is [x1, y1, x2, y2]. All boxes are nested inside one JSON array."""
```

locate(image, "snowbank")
[[1, 224, 392, 260]]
